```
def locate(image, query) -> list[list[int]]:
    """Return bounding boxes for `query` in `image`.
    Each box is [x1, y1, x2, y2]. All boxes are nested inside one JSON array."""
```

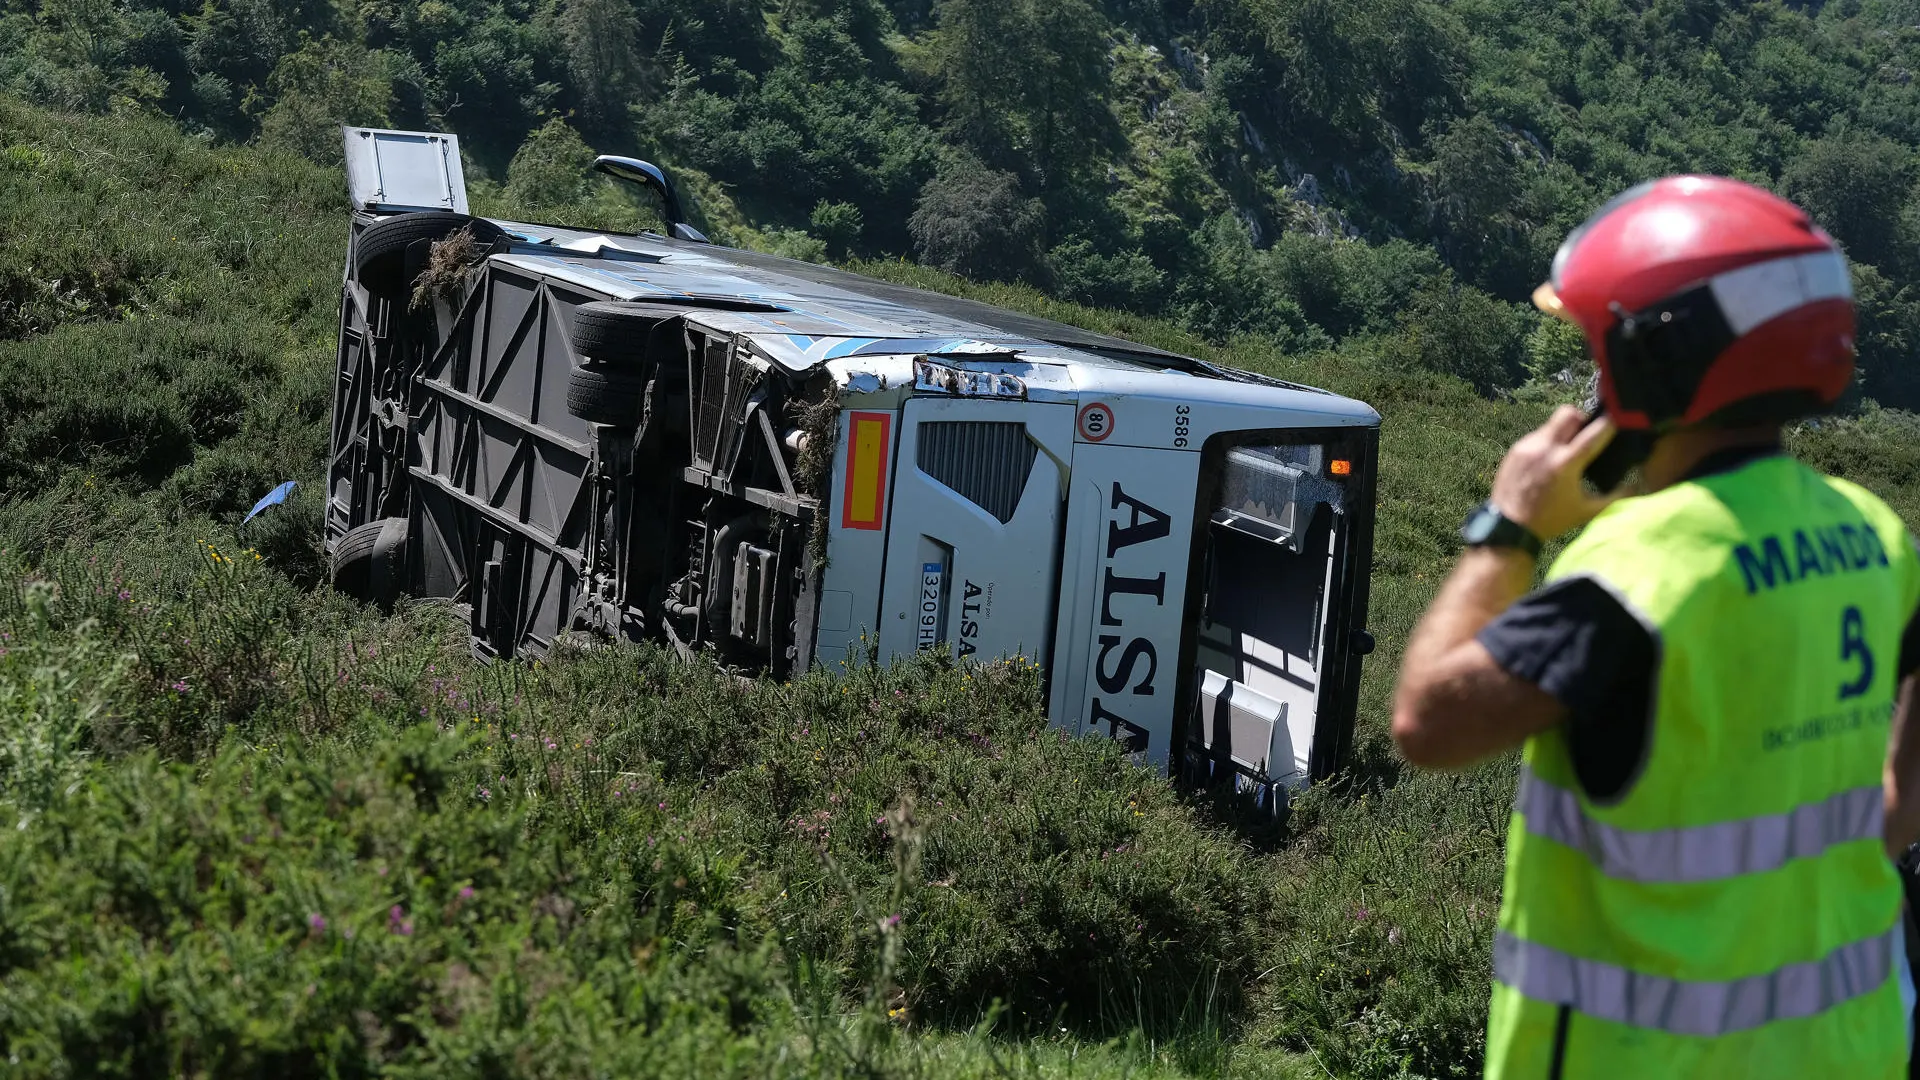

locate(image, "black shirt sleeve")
[[1475, 576, 1658, 802]]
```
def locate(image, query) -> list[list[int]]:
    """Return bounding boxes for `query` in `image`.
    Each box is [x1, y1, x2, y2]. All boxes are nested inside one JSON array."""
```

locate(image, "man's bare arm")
[[1884, 674, 1920, 858], [1392, 405, 1618, 771], [1391, 549, 1565, 769]]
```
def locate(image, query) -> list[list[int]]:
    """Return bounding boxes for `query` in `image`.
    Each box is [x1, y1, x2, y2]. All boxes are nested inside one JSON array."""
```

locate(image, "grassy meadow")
[[4, 95, 1920, 1079]]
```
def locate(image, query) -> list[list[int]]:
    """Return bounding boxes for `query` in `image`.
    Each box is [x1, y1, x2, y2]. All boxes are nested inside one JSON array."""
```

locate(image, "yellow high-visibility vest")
[[1486, 456, 1920, 1078]]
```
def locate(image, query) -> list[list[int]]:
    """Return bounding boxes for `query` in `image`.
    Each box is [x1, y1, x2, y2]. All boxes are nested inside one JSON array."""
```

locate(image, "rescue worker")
[[1391, 175, 1920, 1078]]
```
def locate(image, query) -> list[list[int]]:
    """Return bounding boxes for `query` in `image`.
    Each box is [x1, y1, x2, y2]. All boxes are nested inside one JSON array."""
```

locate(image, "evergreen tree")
[[927, 0, 1112, 192], [560, 0, 645, 134]]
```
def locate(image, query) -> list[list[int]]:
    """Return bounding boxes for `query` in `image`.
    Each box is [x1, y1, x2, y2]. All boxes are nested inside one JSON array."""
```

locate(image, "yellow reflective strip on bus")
[[841, 411, 891, 530]]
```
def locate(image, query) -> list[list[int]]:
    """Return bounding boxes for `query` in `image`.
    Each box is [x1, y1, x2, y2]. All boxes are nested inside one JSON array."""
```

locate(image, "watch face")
[[1462, 506, 1498, 544]]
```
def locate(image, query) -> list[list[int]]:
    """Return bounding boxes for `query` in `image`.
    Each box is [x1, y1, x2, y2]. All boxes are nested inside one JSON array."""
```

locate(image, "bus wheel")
[[354, 212, 505, 299], [568, 301, 658, 367], [333, 517, 409, 609], [566, 364, 649, 427]]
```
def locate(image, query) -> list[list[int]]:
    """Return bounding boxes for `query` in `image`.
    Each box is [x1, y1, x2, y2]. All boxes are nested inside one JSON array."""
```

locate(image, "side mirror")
[[592, 155, 709, 243]]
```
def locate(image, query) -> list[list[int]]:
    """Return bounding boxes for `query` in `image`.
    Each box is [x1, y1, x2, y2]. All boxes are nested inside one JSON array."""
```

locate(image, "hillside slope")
[[7, 90, 1920, 1077]]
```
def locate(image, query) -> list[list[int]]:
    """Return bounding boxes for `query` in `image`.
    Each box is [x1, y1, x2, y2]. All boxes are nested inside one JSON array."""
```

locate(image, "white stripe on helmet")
[[1708, 250, 1852, 337]]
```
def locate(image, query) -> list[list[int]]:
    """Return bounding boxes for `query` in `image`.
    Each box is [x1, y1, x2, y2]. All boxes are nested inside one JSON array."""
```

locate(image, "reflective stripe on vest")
[[1495, 926, 1899, 1037], [1517, 765, 1884, 884]]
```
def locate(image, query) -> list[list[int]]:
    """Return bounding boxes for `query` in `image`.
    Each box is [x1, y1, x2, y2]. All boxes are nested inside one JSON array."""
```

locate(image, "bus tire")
[[354, 213, 505, 297], [333, 517, 409, 608], [566, 363, 649, 427], [568, 302, 658, 367]]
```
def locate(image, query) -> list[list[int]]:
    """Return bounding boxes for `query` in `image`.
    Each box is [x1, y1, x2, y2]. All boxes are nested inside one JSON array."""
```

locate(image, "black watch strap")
[[1461, 500, 1543, 557]]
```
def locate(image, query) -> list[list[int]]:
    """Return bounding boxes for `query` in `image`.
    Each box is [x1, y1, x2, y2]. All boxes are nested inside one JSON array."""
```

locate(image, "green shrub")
[[0, 735, 816, 1077], [909, 162, 1045, 283], [0, 580, 126, 814], [1376, 281, 1532, 394], [812, 201, 865, 259], [257, 37, 396, 165], [1048, 238, 1168, 312], [0, 562, 1304, 1073], [507, 117, 597, 210]]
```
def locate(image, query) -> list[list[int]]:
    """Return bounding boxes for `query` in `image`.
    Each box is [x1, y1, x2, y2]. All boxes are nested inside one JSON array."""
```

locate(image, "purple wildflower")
[[459, 886, 475, 900], [389, 905, 413, 936], [307, 913, 327, 933]]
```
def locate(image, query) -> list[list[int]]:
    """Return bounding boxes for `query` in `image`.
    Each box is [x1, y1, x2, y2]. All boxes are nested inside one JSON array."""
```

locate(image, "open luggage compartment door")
[[342, 127, 469, 215]]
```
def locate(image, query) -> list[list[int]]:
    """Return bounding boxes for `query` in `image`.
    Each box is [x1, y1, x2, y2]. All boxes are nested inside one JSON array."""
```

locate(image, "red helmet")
[[1533, 176, 1855, 431]]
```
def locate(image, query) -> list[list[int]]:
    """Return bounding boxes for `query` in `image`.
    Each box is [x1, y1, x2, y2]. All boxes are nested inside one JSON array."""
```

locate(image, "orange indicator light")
[[1330, 459, 1352, 477]]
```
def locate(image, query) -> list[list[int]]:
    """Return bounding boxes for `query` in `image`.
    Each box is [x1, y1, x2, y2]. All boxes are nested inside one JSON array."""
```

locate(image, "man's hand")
[[1492, 405, 1620, 540]]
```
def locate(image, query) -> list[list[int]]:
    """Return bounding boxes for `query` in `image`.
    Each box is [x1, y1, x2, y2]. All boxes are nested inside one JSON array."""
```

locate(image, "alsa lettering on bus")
[[957, 579, 988, 657], [1088, 482, 1173, 753]]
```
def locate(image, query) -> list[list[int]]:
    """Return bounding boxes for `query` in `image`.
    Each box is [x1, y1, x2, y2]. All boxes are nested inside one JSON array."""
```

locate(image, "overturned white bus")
[[326, 127, 1380, 804]]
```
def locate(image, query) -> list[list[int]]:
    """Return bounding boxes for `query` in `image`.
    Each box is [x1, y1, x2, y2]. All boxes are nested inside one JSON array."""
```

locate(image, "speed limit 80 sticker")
[[1076, 401, 1115, 442]]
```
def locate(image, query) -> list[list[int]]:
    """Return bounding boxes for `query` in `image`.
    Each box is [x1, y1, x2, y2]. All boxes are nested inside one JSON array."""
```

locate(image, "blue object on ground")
[[243, 481, 297, 524]]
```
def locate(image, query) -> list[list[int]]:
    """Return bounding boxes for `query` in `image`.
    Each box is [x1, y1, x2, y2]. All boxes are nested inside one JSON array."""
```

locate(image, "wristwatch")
[[1460, 500, 1543, 557]]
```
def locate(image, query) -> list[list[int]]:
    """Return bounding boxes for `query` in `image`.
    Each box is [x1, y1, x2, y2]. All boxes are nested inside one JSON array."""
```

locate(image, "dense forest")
[[4, 0, 1920, 406]]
